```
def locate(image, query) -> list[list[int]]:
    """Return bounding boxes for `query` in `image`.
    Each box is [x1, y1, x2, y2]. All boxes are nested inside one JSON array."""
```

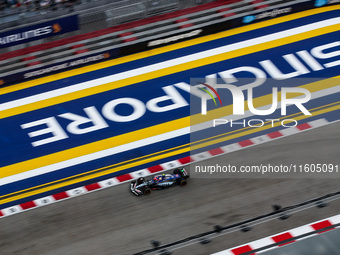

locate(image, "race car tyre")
[[143, 188, 151, 195], [179, 179, 187, 187]]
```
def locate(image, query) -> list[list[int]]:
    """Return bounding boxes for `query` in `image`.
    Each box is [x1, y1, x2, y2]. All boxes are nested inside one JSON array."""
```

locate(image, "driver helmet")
[[137, 177, 144, 184]]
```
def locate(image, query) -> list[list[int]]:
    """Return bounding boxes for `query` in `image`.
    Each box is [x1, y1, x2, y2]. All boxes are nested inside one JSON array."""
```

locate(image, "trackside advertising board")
[[1, 1, 340, 86], [2, 51, 118, 84], [0, 15, 79, 49], [144, 0, 340, 49]]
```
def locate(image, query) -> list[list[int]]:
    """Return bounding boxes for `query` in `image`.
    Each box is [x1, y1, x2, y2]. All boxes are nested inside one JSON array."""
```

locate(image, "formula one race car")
[[130, 168, 189, 196]]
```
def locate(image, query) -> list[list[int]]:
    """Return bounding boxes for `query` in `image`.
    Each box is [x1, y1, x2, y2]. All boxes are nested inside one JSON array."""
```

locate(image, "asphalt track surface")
[[0, 121, 339, 255]]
